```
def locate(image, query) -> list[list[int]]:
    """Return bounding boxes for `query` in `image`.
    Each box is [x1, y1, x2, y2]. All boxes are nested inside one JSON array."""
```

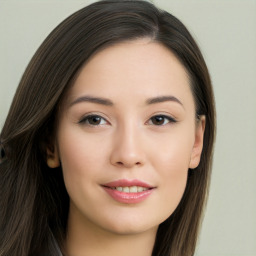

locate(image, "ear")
[[46, 142, 60, 168], [189, 116, 206, 169]]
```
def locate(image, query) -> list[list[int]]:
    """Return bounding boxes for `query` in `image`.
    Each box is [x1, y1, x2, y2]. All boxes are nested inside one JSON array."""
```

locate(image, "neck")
[[65, 205, 158, 256]]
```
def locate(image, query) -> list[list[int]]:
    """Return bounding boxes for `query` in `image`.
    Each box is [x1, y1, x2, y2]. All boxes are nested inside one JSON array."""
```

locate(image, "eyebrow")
[[69, 95, 183, 108], [146, 95, 184, 107], [70, 96, 114, 107]]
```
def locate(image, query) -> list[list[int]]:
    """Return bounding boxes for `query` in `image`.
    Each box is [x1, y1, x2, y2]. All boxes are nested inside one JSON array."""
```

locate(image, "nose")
[[110, 125, 145, 168]]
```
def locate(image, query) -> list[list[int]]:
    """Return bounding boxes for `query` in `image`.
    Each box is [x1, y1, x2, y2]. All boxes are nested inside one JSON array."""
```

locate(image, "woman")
[[0, 1, 216, 256]]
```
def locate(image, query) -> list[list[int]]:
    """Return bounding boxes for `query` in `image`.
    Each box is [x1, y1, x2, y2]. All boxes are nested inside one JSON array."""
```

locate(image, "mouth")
[[101, 179, 156, 204], [104, 186, 151, 193]]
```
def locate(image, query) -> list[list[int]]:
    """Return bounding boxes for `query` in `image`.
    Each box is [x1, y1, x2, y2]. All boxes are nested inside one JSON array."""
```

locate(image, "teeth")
[[123, 187, 129, 193], [137, 186, 144, 192], [130, 186, 137, 193], [113, 186, 149, 193]]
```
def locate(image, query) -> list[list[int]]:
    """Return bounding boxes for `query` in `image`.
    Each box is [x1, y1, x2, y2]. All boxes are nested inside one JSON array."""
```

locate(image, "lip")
[[102, 179, 155, 204]]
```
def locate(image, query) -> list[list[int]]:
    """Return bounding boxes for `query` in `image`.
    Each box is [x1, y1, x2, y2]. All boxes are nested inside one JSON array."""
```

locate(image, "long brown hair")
[[0, 1, 216, 255]]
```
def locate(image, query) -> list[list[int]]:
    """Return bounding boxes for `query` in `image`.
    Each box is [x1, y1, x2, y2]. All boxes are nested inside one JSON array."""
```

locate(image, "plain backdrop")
[[0, 1, 256, 255]]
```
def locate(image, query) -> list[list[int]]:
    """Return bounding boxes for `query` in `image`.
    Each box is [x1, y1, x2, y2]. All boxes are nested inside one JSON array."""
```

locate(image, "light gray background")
[[0, 1, 255, 255]]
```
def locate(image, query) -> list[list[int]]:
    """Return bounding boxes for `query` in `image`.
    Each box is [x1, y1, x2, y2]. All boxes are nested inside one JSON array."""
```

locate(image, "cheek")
[[151, 127, 194, 174], [57, 128, 107, 192], [150, 129, 194, 213], [154, 150, 189, 218], [157, 147, 188, 199]]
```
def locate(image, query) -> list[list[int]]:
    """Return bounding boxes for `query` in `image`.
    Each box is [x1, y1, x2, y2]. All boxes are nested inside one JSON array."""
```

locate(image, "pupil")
[[89, 116, 101, 125], [153, 116, 164, 125]]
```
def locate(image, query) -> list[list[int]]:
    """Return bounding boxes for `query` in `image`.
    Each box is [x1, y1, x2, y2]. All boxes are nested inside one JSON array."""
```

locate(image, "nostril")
[[114, 161, 141, 167]]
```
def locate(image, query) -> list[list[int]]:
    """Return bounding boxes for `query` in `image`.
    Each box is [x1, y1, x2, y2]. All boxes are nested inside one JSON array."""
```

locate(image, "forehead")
[[66, 39, 194, 109]]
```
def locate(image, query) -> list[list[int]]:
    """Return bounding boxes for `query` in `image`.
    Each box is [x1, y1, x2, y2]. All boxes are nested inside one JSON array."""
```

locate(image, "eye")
[[79, 115, 108, 126], [148, 115, 176, 126]]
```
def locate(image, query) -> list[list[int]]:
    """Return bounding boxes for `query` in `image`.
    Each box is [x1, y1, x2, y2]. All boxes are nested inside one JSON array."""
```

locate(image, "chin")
[[99, 214, 160, 236]]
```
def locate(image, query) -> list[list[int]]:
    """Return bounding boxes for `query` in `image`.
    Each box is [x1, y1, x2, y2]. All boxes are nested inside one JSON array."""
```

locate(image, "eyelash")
[[147, 115, 177, 126], [78, 114, 108, 126], [78, 114, 177, 127]]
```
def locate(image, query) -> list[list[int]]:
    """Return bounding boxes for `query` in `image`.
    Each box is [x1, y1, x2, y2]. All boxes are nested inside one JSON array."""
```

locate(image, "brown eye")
[[79, 115, 107, 126], [149, 115, 176, 126]]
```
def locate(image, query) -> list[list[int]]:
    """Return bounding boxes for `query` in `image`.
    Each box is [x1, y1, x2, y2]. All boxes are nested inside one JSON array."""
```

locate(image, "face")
[[47, 39, 205, 236]]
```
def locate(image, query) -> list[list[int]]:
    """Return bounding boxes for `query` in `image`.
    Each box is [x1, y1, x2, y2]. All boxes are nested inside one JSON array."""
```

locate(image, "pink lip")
[[102, 179, 155, 204]]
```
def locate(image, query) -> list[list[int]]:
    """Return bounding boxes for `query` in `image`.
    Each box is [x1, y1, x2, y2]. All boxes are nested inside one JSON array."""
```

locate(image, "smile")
[[110, 186, 149, 193], [102, 179, 155, 204]]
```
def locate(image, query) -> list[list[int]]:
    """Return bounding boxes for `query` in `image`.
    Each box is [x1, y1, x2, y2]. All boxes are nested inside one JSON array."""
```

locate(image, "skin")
[[47, 38, 205, 256]]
